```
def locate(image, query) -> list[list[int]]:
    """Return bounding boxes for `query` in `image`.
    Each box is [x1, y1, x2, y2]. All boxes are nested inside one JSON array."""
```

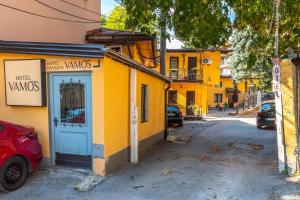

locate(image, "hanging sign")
[[4, 59, 47, 107], [46, 59, 101, 72], [272, 57, 286, 172]]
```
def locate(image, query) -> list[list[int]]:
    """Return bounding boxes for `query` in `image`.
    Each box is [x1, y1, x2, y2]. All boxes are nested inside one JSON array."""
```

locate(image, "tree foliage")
[[102, 6, 128, 30], [121, 0, 231, 48], [231, 26, 273, 92]]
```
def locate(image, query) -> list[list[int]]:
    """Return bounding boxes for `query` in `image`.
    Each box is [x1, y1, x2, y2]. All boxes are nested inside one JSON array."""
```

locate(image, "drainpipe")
[[164, 82, 171, 140]]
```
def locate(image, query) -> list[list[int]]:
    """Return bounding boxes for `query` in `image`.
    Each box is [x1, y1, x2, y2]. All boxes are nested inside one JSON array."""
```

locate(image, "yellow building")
[[86, 27, 158, 69], [166, 49, 222, 116], [0, 41, 169, 176], [208, 75, 248, 108], [278, 59, 300, 174]]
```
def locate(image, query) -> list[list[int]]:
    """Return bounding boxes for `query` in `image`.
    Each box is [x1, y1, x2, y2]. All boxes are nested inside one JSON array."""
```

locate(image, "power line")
[[0, 3, 122, 24], [33, 0, 99, 22], [59, 0, 101, 16]]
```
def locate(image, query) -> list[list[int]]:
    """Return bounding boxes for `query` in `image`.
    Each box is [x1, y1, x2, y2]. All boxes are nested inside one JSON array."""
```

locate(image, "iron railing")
[[169, 68, 203, 81]]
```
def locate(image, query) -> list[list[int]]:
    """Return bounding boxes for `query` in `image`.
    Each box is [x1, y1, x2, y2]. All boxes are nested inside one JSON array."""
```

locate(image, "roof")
[[0, 40, 105, 58], [0, 40, 169, 83], [166, 48, 232, 53], [105, 49, 169, 83], [86, 28, 156, 44]]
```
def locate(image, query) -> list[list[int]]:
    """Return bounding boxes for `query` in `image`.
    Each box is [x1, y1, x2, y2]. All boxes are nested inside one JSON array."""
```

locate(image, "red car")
[[0, 120, 42, 192]]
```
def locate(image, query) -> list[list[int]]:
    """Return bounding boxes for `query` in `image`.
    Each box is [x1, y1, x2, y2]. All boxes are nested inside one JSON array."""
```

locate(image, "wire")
[[59, 0, 101, 16], [0, 3, 122, 24], [33, 0, 100, 22]]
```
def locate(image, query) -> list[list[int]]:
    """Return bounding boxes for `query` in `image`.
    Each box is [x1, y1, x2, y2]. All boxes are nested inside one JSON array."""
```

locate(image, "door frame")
[[186, 91, 195, 116], [48, 72, 93, 165]]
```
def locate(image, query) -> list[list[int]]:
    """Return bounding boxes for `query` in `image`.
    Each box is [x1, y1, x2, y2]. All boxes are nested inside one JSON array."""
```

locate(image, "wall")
[[169, 83, 208, 116], [281, 59, 298, 173], [0, 0, 100, 43], [165, 51, 221, 85], [103, 57, 130, 159], [137, 71, 165, 141], [103, 56, 166, 159]]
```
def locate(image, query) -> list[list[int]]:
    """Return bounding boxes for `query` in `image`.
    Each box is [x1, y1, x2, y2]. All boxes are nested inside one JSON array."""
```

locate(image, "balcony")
[[169, 68, 203, 82]]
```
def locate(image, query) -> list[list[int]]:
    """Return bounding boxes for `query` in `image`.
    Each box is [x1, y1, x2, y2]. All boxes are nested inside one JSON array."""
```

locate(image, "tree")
[[231, 26, 273, 92], [103, 6, 128, 30], [226, 0, 300, 92], [120, 0, 232, 49]]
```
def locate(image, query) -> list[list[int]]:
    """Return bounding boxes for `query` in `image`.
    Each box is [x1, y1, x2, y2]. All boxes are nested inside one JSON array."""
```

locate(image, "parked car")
[[0, 121, 42, 192], [256, 100, 276, 129], [167, 105, 183, 127]]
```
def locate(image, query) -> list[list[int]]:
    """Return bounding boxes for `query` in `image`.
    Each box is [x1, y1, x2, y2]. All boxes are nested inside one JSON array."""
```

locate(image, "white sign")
[[272, 57, 286, 172], [4, 59, 46, 106]]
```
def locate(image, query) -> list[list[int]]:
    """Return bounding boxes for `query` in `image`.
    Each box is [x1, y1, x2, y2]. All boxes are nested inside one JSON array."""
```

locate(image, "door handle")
[[53, 117, 58, 128]]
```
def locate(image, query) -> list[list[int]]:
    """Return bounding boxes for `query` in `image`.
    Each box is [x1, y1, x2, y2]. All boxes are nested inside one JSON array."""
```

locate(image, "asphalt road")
[[1, 112, 300, 200]]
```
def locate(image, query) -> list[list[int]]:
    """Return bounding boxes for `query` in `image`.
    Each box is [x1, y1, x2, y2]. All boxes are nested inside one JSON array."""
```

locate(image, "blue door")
[[49, 73, 92, 168]]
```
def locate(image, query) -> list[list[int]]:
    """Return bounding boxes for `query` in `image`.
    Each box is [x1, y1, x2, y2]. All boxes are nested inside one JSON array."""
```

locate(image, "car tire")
[[179, 121, 183, 127], [257, 125, 262, 129], [0, 156, 28, 192]]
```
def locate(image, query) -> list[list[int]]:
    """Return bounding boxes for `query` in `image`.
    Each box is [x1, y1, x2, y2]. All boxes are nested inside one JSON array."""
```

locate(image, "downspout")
[[164, 82, 171, 140]]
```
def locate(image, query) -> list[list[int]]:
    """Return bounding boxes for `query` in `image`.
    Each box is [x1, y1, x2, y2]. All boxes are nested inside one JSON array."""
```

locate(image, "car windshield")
[[260, 103, 275, 112], [168, 106, 179, 112]]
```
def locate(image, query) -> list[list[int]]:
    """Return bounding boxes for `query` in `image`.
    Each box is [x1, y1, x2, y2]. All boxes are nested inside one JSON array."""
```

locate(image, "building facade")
[[165, 49, 221, 116], [0, 0, 100, 43], [0, 1, 170, 176]]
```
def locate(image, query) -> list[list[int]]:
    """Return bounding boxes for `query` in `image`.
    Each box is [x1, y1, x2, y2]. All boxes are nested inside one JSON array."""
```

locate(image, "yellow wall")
[[165, 50, 221, 85], [137, 71, 165, 141], [207, 77, 254, 107], [281, 59, 298, 172], [165, 50, 221, 116], [169, 82, 208, 116], [102, 57, 166, 158], [115, 41, 157, 69], [103, 57, 130, 159]]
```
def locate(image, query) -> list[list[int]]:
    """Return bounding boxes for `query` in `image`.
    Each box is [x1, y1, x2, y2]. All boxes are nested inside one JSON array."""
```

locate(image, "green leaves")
[[102, 6, 128, 30], [121, 0, 231, 48]]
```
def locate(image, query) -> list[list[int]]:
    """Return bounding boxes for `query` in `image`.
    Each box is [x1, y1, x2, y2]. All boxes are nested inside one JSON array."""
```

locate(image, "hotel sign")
[[46, 59, 101, 72], [4, 59, 47, 107]]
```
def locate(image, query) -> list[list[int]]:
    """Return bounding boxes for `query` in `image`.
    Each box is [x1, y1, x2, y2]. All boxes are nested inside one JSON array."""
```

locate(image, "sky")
[[101, 0, 183, 49]]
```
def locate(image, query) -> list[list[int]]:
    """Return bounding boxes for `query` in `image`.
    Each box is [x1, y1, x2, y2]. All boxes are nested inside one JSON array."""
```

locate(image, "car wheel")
[[179, 121, 183, 127], [257, 125, 262, 129], [0, 156, 28, 192]]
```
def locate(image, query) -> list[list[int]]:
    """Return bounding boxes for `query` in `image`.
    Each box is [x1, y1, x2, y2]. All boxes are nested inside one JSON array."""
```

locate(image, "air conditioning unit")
[[202, 58, 212, 65]]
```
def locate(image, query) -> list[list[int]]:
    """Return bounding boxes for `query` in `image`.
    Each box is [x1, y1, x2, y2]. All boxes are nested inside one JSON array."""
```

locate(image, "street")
[[1, 111, 299, 200]]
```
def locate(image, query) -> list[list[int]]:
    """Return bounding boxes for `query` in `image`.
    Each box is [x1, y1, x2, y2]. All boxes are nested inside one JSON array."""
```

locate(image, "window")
[[60, 83, 85, 124], [214, 94, 223, 103], [170, 57, 179, 79], [141, 84, 149, 122], [168, 90, 177, 105], [260, 103, 275, 112]]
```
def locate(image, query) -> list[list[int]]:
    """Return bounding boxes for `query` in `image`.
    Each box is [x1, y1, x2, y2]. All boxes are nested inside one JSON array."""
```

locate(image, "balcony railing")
[[169, 68, 203, 81]]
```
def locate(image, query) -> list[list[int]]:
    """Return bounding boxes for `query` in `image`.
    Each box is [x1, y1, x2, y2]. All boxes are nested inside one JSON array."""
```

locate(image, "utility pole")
[[273, 0, 286, 173], [160, 28, 166, 76], [160, 12, 166, 76]]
